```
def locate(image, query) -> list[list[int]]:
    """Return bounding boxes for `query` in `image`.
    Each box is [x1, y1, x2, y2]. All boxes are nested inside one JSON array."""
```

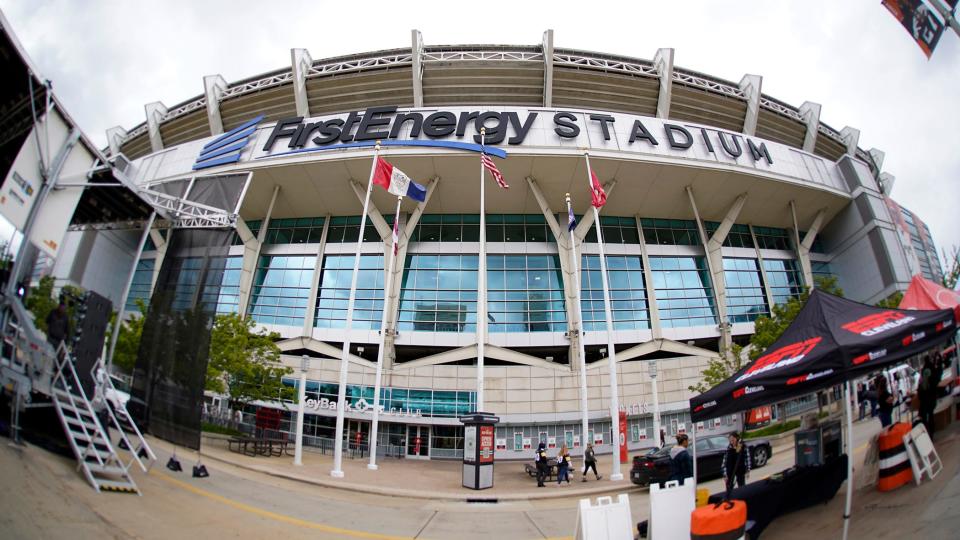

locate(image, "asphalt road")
[[0, 418, 883, 539]]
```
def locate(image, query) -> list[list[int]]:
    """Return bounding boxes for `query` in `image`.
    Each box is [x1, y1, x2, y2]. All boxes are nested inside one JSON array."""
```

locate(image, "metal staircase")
[[50, 346, 140, 494], [93, 365, 157, 473]]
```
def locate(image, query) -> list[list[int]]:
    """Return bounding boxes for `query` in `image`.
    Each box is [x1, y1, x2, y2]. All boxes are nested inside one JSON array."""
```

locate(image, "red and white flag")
[[482, 153, 509, 189], [590, 169, 607, 208], [373, 157, 427, 202]]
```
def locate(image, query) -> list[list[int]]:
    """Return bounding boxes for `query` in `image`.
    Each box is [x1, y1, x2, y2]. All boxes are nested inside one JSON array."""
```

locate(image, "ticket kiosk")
[[460, 413, 499, 490]]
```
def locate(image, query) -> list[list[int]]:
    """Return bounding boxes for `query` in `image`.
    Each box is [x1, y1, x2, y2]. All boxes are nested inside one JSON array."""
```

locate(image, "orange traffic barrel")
[[691, 500, 747, 540], [877, 422, 912, 492]]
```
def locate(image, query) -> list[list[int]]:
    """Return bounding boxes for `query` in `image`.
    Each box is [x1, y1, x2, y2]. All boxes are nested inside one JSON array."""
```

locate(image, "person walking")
[[721, 432, 750, 494], [877, 376, 895, 428], [668, 434, 693, 485], [534, 442, 549, 487], [45, 301, 70, 349], [581, 443, 601, 481], [556, 445, 572, 484]]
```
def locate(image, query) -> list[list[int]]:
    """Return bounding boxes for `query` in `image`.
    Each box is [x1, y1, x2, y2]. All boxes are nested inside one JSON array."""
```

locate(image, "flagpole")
[[584, 152, 623, 481], [566, 193, 591, 476], [332, 141, 381, 478], [476, 128, 488, 412], [368, 195, 402, 470]]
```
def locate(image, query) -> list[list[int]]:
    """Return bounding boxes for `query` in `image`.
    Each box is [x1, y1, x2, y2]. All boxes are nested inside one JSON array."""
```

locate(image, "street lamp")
[[293, 354, 310, 466], [648, 359, 662, 449]]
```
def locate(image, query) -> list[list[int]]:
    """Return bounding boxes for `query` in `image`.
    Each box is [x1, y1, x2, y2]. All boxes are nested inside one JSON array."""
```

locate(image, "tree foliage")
[[206, 312, 293, 408], [25, 275, 83, 335], [104, 299, 148, 374], [875, 291, 903, 309], [688, 276, 844, 394], [942, 245, 959, 290]]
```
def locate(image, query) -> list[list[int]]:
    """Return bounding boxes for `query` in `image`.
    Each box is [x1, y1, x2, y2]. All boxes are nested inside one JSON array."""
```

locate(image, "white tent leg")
[[842, 381, 854, 540]]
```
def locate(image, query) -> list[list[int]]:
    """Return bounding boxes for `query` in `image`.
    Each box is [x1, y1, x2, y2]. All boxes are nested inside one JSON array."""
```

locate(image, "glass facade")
[[315, 254, 384, 329], [722, 258, 768, 323], [753, 226, 792, 251], [171, 258, 203, 312], [410, 214, 480, 242], [325, 215, 392, 244], [705, 222, 755, 248], [281, 378, 476, 418], [248, 255, 316, 326], [398, 254, 478, 332], [202, 256, 242, 314], [125, 259, 154, 311], [649, 256, 717, 328], [640, 218, 701, 246], [486, 214, 555, 243], [812, 261, 835, 283], [583, 216, 640, 244], [763, 259, 804, 305], [580, 255, 649, 330], [246, 217, 326, 245], [487, 255, 566, 332]]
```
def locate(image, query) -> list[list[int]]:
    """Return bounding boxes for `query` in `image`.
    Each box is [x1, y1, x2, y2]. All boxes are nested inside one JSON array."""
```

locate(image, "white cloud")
[[2, 0, 958, 261]]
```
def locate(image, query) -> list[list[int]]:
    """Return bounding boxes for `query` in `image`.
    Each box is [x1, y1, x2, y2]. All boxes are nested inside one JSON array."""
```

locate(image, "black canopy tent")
[[691, 289, 957, 422], [687, 289, 958, 540]]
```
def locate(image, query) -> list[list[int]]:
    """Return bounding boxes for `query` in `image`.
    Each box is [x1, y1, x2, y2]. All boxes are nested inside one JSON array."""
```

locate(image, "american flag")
[[481, 152, 509, 189]]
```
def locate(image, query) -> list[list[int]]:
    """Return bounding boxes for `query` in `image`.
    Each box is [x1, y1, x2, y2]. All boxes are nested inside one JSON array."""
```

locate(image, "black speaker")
[[71, 290, 112, 397]]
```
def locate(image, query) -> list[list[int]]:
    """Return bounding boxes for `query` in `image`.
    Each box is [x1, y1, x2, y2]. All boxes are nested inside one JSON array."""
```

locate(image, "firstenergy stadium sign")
[[256, 105, 774, 165]]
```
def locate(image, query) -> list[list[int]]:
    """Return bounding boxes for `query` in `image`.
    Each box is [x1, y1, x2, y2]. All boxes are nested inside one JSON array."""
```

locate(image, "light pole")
[[293, 354, 310, 466], [648, 359, 661, 448]]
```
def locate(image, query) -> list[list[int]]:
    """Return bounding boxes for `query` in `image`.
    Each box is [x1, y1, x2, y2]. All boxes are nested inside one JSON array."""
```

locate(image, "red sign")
[[479, 425, 495, 464], [619, 411, 628, 464], [414, 436, 421, 455]]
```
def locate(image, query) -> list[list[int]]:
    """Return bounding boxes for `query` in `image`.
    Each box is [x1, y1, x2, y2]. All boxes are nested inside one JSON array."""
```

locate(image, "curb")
[[199, 450, 643, 502]]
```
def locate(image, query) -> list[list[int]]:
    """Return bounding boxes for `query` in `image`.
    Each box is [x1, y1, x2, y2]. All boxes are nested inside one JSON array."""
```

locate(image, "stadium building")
[[49, 31, 944, 460]]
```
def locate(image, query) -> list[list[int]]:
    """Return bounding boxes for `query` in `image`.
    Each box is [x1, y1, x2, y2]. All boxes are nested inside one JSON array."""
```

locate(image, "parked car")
[[630, 434, 772, 487]]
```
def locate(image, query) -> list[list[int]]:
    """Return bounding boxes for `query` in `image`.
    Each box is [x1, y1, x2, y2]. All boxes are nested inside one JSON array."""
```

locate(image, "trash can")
[[460, 412, 499, 490]]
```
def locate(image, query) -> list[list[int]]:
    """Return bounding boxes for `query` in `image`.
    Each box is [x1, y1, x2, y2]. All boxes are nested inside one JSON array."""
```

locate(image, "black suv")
[[630, 434, 772, 486]]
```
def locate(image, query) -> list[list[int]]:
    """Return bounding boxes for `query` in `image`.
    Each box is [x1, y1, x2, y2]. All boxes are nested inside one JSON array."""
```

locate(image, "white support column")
[[527, 177, 580, 370], [791, 203, 826, 290], [291, 48, 313, 118], [878, 172, 896, 195], [687, 187, 747, 355], [349, 180, 393, 241], [237, 185, 280, 316], [203, 75, 228, 135], [382, 178, 439, 371], [148, 228, 168, 293], [798, 101, 821, 153], [653, 48, 674, 119], [749, 224, 777, 312], [738, 74, 762, 137], [411, 30, 424, 108], [302, 215, 331, 333], [542, 29, 554, 107], [840, 126, 860, 157], [868, 148, 885, 172], [635, 216, 662, 339], [293, 355, 309, 466], [144, 101, 167, 153], [105, 126, 127, 157]]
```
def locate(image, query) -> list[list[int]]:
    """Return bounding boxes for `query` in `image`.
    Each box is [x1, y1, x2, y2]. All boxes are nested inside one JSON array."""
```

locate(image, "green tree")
[[104, 299, 148, 374], [25, 276, 84, 334], [875, 291, 903, 309], [206, 312, 293, 409], [942, 245, 959, 290], [688, 276, 844, 394]]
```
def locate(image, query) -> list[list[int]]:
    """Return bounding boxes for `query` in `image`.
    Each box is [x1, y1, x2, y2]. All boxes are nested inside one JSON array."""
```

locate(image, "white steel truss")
[[552, 51, 658, 77], [673, 70, 746, 99], [136, 188, 234, 228], [158, 96, 208, 123], [422, 49, 543, 63], [307, 52, 414, 78], [759, 96, 804, 122], [220, 71, 295, 99]]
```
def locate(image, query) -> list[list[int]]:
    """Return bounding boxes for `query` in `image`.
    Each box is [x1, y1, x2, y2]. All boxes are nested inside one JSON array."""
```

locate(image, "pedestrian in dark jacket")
[[722, 432, 750, 493], [45, 302, 70, 349], [556, 445, 572, 484], [877, 376, 894, 428], [668, 434, 693, 485], [581, 443, 601, 481], [534, 442, 549, 487]]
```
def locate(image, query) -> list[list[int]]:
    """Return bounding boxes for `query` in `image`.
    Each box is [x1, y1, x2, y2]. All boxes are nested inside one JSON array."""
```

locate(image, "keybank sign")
[[257, 105, 774, 166]]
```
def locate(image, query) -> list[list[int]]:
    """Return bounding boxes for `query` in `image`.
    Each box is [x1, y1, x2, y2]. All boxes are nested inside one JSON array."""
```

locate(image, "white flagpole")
[[477, 128, 488, 411], [584, 152, 623, 481], [566, 193, 591, 476], [332, 141, 381, 478], [368, 195, 402, 470]]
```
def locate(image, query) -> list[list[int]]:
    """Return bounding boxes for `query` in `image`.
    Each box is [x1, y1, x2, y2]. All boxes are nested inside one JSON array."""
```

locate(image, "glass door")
[[347, 420, 369, 451], [406, 425, 430, 459]]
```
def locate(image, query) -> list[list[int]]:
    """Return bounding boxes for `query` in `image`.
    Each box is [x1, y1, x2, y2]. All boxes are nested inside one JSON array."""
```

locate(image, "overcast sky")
[[2, 0, 958, 265]]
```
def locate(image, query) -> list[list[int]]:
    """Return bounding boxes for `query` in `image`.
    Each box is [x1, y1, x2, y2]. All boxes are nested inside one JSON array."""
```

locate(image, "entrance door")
[[347, 420, 369, 451], [406, 425, 430, 459]]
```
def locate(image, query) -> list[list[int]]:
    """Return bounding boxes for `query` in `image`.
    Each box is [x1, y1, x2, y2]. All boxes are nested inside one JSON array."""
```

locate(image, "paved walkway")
[[194, 434, 641, 501]]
